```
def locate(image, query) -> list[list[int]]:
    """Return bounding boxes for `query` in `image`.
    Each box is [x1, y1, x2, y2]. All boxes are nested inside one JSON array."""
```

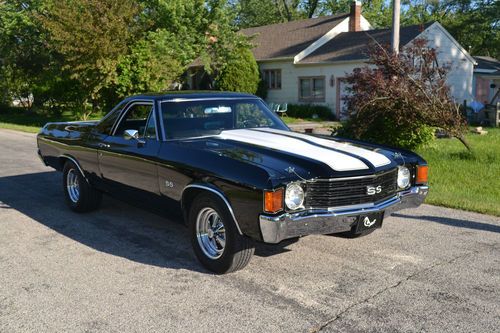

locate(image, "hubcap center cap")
[[207, 229, 214, 238]]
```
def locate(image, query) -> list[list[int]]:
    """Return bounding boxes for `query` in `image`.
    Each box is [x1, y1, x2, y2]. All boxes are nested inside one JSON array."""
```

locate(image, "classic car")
[[37, 92, 429, 273]]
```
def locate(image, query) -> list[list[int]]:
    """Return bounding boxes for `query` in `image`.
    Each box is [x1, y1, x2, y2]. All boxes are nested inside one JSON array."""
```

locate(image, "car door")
[[97, 100, 161, 194]]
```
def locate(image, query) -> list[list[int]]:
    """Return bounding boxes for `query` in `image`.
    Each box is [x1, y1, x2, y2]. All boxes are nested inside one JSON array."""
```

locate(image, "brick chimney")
[[349, 1, 361, 32]]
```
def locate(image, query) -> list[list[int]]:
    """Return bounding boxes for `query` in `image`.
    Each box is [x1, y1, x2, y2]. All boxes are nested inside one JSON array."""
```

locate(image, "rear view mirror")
[[204, 106, 232, 114]]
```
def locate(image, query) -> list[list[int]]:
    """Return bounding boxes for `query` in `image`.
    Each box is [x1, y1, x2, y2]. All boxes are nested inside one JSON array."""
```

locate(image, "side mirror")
[[123, 129, 139, 140], [123, 129, 145, 147]]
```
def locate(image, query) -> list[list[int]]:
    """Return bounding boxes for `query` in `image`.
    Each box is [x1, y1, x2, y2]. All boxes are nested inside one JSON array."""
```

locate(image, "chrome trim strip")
[[159, 97, 260, 103], [111, 100, 154, 136], [157, 100, 166, 141], [59, 154, 89, 183], [182, 184, 243, 235]]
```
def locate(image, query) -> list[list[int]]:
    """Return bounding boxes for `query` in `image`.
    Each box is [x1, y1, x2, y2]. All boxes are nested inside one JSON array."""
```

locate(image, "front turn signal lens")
[[264, 188, 284, 213], [416, 165, 429, 184]]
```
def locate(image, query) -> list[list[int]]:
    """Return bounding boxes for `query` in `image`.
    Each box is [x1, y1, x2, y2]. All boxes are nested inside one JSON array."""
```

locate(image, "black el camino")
[[37, 92, 429, 273]]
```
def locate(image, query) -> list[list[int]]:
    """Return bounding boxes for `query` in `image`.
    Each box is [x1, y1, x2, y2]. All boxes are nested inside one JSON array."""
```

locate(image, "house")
[[473, 56, 500, 105], [189, 1, 476, 119]]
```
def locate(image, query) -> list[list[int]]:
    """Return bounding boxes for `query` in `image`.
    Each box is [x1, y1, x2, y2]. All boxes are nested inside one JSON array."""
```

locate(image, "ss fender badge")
[[165, 181, 174, 188], [363, 216, 377, 228]]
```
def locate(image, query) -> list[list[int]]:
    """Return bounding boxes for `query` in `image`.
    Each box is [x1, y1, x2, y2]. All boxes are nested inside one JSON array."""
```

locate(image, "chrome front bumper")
[[259, 185, 429, 243]]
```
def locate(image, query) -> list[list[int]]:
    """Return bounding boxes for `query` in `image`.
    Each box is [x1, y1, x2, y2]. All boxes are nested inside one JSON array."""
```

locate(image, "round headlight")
[[397, 166, 411, 189], [285, 183, 304, 210]]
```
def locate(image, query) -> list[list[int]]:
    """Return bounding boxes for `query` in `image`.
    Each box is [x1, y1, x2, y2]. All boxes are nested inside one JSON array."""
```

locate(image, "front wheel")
[[62, 161, 102, 212], [189, 193, 254, 274]]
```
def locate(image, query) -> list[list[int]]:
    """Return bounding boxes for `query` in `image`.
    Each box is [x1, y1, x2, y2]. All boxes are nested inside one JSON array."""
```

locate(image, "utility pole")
[[391, 0, 401, 54]]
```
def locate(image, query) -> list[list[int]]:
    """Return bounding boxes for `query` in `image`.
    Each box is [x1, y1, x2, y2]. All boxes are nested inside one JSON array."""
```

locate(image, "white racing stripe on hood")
[[256, 128, 391, 167], [218, 129, 369, 171]]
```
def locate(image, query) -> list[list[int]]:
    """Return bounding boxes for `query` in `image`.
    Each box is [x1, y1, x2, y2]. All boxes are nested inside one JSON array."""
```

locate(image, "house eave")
[[295, 58, 369, 66]]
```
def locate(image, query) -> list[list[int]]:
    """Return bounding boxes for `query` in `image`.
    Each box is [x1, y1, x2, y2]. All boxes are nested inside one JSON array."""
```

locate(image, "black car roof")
[[128, 91, 257, 101]]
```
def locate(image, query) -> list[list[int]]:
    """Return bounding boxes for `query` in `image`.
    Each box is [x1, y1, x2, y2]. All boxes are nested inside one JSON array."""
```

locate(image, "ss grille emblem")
[[366, 185, 382, 195]]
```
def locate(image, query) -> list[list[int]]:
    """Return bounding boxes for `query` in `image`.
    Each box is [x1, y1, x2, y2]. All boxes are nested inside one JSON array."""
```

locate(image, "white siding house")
[[189, 2, 475, 118]]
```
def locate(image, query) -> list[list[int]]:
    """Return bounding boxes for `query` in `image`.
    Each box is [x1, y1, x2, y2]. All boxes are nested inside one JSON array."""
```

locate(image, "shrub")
[[287, 104, 335, 120], [340, 39, 469, 150], [215, 47, 259, 94]]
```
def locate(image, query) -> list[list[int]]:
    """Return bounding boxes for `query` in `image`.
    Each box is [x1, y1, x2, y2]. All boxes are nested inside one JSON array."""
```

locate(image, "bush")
[[286, 104, 335, 120], [338, 117, 435, 150], [341, 39, 468, 150], [215, 48, 259, 94]]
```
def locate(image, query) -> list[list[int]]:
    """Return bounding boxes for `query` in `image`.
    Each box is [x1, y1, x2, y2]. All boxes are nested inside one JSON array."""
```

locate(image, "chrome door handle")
[[98, 143, 110, 148]]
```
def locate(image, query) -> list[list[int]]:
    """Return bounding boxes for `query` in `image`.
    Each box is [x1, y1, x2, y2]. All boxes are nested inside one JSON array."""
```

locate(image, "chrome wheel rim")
[[66, 169, 80, 203], [196, 207, 226, 260]]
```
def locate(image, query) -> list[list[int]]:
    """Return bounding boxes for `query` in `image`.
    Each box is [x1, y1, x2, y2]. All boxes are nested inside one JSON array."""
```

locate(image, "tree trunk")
[[456, 134, 472, 151]]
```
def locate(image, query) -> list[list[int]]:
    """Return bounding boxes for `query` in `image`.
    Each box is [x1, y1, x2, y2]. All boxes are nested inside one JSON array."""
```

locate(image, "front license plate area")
[[355, 212, 384, 233]]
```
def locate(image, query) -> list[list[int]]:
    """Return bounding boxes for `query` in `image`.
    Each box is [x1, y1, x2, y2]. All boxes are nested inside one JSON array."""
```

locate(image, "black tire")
[[62, 161, 102, 213], [189, 193, 254, 274]]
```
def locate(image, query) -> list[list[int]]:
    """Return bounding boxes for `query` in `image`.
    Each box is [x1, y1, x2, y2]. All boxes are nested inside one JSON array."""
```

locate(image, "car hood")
[[183, 128, 406, 184]]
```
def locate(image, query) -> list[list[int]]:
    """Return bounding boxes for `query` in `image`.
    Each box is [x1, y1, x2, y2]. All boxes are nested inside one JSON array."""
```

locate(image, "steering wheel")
[[242, 119, 261, 128]]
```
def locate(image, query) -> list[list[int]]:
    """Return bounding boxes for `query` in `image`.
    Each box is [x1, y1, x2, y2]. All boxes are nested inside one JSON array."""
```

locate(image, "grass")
[[416, 128, 500, 217], [281, 116, 328, 124]]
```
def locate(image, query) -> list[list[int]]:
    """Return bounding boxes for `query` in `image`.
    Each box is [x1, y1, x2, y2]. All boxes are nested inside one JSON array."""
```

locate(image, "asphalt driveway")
[[0, 129, 499, 332]]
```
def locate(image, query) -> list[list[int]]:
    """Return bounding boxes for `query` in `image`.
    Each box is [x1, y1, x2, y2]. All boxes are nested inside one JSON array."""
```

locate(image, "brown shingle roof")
[[241, 13, 349, 61], [299, 23, 432, 63]]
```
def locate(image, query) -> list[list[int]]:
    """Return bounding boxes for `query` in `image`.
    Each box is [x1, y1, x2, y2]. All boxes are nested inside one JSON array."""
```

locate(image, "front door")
[[336, 78, 350, 120], [98, 101, 161, 194]]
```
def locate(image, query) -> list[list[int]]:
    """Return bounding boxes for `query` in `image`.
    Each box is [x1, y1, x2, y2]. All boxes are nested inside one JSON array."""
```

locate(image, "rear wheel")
[[62, 161, 102, 212], [189, 193, 254, 274]]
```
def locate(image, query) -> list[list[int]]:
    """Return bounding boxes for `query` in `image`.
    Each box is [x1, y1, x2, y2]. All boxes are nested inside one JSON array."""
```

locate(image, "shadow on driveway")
[[0, 171, 293, 273], [392, 213, 500, 234]]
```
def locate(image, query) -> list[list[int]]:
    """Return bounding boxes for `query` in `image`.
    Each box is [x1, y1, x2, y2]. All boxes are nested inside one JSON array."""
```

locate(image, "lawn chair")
[[276, 103, 288, 117]]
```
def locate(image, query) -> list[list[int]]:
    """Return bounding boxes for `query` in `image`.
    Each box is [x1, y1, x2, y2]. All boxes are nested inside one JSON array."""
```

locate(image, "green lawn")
[[417, 128, 500, 217], [281, 116, 326, 124]]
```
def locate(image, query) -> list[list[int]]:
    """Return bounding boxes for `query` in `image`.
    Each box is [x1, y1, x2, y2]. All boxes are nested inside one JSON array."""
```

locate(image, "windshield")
[[160, 98, 289, 139]]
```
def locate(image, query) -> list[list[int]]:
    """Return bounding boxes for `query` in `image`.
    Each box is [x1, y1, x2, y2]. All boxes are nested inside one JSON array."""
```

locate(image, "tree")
[[215, 47, 260, 93], [39, 0, 141, 115], [114, 30, 184, 98], [340, 39, 469, 150]]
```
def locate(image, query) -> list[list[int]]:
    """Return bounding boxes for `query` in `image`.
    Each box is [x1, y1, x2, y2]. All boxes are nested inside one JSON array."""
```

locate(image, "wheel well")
[[58, 156, 88, 182], [181, 185, 243, 235], [181, 187, 204, 223]]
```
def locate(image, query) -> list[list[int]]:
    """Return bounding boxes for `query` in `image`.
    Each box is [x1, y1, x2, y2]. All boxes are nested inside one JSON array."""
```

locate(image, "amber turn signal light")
[[264, 188, 284, 213], [416, 165, 429, 184]]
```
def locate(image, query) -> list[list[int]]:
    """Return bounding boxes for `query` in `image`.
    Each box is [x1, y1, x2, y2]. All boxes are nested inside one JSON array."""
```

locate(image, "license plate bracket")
[[355, 212, 384, 233]]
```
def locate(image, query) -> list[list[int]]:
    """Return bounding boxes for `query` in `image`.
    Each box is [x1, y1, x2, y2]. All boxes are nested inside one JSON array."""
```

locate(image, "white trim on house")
[[359, 15, 373, 30], [295, 59, 369, 66], [293, 15, 372, 65], [294, 18, 349, 64]]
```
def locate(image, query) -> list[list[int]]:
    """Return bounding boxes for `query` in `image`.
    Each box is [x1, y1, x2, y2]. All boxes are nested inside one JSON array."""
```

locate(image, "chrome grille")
[[305, 168, 398, 208]]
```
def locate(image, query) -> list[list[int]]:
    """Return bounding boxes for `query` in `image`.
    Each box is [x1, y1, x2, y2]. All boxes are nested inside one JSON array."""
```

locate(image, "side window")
[[144, 111, 157, 139], [95, 101, 126, 135], [114, 103, 153, 137]]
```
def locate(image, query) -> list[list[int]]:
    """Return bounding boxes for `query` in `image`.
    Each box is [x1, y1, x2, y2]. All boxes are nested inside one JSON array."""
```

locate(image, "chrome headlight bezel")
[[285, 182, 305, 210], [397, 166, 411, 189]]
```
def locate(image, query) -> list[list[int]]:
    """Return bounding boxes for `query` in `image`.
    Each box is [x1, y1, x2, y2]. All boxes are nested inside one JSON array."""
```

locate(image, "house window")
[[299, 77, 325, 102], [263, 69, 281, 89]]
